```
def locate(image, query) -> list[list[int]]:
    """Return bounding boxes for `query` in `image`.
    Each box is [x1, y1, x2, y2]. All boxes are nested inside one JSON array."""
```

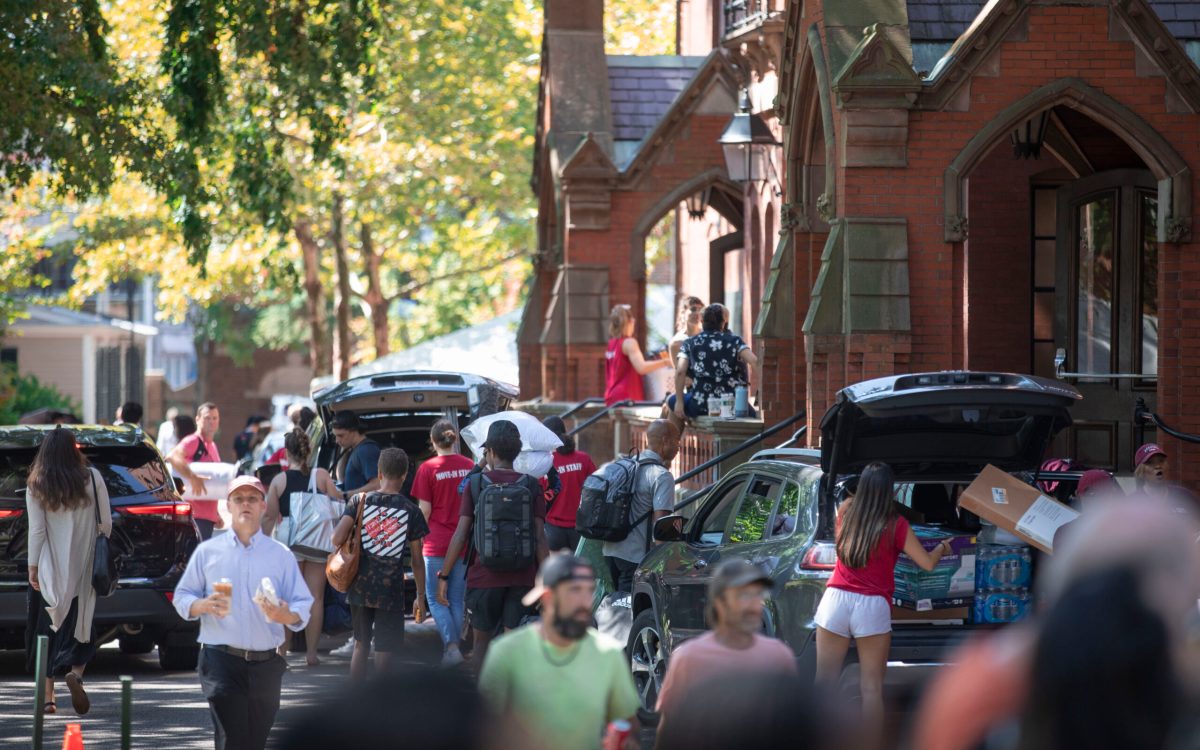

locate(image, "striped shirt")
[[341, 492, 429, 610]]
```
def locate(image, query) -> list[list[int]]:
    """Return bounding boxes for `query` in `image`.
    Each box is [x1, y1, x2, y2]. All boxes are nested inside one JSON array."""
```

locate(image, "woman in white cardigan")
[[25, 427, 111, 716]]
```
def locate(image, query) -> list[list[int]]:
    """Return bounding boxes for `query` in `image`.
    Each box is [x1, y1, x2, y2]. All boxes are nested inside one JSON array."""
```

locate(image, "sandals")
[[43, 701, 56, 715], [64, 673, 89, 716]]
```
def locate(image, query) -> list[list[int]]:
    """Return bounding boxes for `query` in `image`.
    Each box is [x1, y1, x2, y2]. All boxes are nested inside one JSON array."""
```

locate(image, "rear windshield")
[[0, 445, 171, 502]]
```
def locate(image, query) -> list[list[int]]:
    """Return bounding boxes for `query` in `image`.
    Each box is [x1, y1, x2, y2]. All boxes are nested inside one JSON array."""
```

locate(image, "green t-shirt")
[[479, 625, 640, 750]]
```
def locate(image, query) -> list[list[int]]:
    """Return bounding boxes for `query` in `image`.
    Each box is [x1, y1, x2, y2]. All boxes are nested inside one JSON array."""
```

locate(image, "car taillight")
[[119, 503, 192, 519], [0, 509, 24, 519], [801, 541, 838, 571]]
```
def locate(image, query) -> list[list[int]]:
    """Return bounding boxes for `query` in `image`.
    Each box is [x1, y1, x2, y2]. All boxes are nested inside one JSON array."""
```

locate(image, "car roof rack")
[[750, 448, 821, 464]]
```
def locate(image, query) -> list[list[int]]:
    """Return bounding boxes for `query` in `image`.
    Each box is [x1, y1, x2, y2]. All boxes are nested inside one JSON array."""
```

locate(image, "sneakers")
[[440, 646, 464, 668], [330, 637, 356, 658]]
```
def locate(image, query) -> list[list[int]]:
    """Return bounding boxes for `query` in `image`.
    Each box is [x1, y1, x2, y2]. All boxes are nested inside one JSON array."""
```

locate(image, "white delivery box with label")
[[959, 464, 1081, 554], [180, 462, 239, 533]]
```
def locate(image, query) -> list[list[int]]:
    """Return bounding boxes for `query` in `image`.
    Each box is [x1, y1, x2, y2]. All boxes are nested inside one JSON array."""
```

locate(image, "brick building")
[[522, 0, 1200, 485]]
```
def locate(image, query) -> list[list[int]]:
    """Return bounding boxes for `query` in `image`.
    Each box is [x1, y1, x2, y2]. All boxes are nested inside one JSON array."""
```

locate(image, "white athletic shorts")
[[813, 587, 892, 638]]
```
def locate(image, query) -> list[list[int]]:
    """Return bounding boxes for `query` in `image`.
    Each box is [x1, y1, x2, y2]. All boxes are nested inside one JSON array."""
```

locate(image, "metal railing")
[[559, 398, 606, 421], [672, 408, 806, 513], [1136, 397, 1200, 445], [565, 399, 661, 438]]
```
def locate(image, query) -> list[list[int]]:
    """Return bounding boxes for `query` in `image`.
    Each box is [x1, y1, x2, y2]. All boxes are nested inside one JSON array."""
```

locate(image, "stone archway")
[[628, 168, 744, 281], [944, 77, 1192, 244]]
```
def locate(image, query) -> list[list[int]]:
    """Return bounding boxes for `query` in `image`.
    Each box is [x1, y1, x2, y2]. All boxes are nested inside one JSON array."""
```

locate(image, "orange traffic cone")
[[61, 723, 84, 750]]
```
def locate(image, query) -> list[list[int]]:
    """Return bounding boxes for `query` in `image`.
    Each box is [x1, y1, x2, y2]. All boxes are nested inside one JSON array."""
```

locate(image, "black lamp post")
[[685, 185, 712, 220], [1011, 110, 1049, 159], [718, 90, 782, 185]]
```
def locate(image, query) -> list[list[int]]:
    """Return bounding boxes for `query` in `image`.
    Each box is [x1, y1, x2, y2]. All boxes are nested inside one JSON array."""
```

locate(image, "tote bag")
[[275, 471, 344, 558]]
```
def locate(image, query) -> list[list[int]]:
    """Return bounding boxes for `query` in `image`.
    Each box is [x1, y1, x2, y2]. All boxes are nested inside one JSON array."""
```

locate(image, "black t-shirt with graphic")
[[342, 491, 429, 610], [681, 330, 750, 400]]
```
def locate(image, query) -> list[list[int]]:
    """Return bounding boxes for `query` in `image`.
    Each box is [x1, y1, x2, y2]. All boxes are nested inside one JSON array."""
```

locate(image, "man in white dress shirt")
[[174, 476, 314, 750]]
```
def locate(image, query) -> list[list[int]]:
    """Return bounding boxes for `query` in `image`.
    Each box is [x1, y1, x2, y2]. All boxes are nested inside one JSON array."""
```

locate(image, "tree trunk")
[[331, 194, 353, 382], [359, 222, 390, 359], [294, 219, 330, 379]]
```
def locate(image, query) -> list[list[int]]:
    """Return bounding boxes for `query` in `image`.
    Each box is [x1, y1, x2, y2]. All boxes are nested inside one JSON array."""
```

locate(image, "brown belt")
[[206, 644, 277, 662]]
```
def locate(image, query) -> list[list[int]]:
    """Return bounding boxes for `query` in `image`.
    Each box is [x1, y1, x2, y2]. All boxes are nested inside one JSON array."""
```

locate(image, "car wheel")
[[627, 609, 668, 714], [158, 644, 199, 671], [118, 633, 155, 655]]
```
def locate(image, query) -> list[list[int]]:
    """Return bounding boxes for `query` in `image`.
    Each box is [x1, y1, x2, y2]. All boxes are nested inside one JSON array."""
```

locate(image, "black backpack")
[[469, 474, 539, 571], [575, 455, 665, 542]]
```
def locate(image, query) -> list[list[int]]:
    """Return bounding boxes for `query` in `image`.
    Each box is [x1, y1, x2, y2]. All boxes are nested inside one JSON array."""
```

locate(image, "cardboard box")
[[893, 594, 974, 612], [973, 588, 1032, 624], [959, 465, 1081, 554], [891, 605, 970, 623], [976, 544, 1033, 590], [893, 525, 976, 609]]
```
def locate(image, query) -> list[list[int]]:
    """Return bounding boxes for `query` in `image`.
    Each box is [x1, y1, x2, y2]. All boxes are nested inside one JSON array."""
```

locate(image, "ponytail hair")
[[542, 415, 575, 455], [284, 427, 312, 473], [430, 419, 458, 449]]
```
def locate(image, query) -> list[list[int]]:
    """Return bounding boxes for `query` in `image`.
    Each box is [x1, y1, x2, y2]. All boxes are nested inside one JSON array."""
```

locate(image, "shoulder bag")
[[277, 471, 344, 557], [326, 493, 364, 593], [90, 471, 119, 597]]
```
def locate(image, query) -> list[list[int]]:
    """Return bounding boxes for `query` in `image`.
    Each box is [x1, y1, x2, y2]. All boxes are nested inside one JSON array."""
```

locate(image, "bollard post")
[[120, 675, 133, 750], [32, 634, 48, 750]]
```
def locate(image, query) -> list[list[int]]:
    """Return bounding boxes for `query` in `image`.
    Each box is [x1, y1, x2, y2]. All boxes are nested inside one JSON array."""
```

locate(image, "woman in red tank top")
[[814, 462, 949, 749], [604, 304, 672, 406]]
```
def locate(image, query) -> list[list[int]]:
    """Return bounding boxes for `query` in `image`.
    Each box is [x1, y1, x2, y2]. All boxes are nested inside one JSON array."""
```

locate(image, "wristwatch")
[[436, 572, 450, 581]]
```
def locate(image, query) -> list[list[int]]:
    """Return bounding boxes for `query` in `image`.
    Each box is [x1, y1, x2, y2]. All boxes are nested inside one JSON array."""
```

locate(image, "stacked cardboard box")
[[973, 543, 1033, 624], [893, 525, 976, 612]]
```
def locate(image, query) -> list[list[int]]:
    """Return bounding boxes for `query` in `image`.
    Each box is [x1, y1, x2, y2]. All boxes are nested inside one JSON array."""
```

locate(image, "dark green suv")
[[623, 371, 1081, 711]]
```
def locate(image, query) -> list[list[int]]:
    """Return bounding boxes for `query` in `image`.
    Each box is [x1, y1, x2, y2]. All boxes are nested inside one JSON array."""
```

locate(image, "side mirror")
[[653, 514, 685, 543]]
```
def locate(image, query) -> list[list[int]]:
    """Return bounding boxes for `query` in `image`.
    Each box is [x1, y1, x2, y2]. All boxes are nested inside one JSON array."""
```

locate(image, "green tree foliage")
[[0, 368, 82, 425]]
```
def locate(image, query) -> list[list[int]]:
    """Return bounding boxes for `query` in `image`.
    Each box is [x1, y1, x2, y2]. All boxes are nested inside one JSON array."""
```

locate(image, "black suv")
[[0, 426, 202, 670], [623, 371, 1080, 710]]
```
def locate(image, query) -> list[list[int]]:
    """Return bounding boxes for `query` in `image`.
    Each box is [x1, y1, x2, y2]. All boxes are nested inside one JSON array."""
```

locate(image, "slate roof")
[[607, 55, 706, 142], [907, 0, 1200, 40]]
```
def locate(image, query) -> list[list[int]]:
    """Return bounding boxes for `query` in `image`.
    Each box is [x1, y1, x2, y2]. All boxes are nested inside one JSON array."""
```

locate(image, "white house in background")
[[0, 306, 156, 423]]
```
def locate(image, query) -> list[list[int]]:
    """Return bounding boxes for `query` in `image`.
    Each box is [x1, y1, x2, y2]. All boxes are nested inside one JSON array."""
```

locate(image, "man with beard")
[[654, 560, 797, 740], [479, 554, 640, 750]]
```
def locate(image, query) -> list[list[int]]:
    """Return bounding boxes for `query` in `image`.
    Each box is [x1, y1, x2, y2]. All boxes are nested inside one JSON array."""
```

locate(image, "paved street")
[[0, 624, 445, 749]]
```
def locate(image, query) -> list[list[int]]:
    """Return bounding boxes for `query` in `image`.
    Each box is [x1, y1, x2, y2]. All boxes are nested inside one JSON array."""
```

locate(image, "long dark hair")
[[429, 419, 458, 450], [284, 428, 312, 473], [27, 427, 90, 512], [835, 462, 898, 569], [542, 415, 574, 455], [1019, 565, 1182, 750]]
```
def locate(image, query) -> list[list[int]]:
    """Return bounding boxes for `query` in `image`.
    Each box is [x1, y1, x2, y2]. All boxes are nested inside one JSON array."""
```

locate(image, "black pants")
[[198, 647, 287, 750], [545, 524, 581, 553], [607, 557, 639, 594]]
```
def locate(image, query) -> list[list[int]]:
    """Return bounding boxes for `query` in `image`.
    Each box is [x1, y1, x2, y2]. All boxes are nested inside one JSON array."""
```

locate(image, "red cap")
[[1134, 443, 1167, 468], [1076, 469, 1118, 498], [227, 476, 267, 498]]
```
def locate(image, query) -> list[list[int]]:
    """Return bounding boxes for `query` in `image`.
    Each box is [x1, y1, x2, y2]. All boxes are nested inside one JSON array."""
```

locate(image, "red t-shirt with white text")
[[546, 450, 597, 529], [410, 453, 475, 557]]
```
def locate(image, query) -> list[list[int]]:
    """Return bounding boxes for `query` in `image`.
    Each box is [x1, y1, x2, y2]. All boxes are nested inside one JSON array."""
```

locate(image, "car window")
[[766, 479, 805, 539], [0, 445, 169, 501], [694, 477, 748, 546], [729, 475, 783, 544]]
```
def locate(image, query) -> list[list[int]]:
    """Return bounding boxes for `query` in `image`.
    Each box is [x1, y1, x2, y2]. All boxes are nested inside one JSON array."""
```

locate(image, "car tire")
[[118, 634, 155, 655], [627, 609, 668, 716], [158, 644, 199, 671]]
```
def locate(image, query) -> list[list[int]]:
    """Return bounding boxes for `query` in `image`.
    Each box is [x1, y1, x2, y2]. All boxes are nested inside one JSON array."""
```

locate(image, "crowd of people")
[[604, 298, 758, 432], [19, 390, 1200, 750]]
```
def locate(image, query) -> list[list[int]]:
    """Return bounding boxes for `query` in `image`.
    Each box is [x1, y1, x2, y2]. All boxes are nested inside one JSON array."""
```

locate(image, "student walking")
[[436, 420, 548, 667], [332, 448, 429, 681], [541, 416, 596, 553], [814, 462, 948, 750], [602, 419, 679, 593], [262, 428, 343, 666], [24, 427, 112, 716], [411, 419, 474, 667], [173, 476, 314, 750], [655, 559, 797, 737], [479, 553, 640, 750]]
